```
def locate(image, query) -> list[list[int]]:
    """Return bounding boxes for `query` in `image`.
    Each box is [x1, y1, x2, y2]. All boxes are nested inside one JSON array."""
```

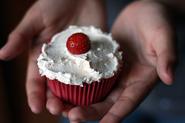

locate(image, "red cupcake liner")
[[47, 74, 118, 106]]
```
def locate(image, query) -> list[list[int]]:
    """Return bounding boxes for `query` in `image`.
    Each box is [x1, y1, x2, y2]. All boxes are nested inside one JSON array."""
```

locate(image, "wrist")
[[119, 0, 171, 30], [124, 1, 168, 15], [127, 0, 170, 17], [137, 0, 179, 20], [141, 0, 185, 12], [79, 0, 107, 30], [80, 0, 105, 5]]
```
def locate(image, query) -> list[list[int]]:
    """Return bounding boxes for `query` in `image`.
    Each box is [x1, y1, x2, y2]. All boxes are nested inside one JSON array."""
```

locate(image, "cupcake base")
[[48, 75, 118, 106]]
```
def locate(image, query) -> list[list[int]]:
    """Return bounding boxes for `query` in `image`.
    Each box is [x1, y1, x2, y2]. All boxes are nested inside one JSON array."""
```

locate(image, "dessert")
[[37, 26, 122, 106]]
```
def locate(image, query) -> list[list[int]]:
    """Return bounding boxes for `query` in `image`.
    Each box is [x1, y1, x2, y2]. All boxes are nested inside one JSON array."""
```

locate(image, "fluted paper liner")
[[48, 74, 118, 106]]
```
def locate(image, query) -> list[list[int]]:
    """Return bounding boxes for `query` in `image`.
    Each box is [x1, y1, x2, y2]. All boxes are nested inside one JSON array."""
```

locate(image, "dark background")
[[1, 0, 185, 123], [0, 0, 58, 123]]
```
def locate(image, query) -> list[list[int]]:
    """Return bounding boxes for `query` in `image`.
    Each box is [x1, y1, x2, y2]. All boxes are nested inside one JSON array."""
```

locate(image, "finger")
[[153, 28, 176, 85], [46, 91, 74, 116], [100, 64, 157, 123], [156, 50, 175, 85], [0, 2, 44, 60], [26, 44, 46, 114], [67, 68, 126, 123], [46, 91, 65, 115], [67, 82, 124, 123], [68, 100, 113, 123], [36, 25, 62, 43], [62, 105, 75, 118]]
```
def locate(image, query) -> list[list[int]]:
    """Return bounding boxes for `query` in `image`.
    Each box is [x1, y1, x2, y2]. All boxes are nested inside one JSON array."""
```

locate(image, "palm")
[[0, 0, 106, 115], [66, 1, 175, 123], [32, 0, 106, 43], [28, 0, 106, 114]]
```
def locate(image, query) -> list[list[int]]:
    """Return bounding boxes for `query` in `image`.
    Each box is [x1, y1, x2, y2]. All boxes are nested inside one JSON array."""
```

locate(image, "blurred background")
[[1, 0, 185, 123], [0, 0, 58, 123]]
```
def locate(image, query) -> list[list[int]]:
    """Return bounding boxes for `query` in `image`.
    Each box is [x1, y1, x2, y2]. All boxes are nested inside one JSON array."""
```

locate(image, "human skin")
[[0, 0, 106, 114], [0, 0, 177, 123], [65, 1, 176, 123]]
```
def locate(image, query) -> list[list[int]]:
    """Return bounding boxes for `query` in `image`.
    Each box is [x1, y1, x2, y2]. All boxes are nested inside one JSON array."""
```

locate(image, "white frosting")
[[37, 26, 122, 86]]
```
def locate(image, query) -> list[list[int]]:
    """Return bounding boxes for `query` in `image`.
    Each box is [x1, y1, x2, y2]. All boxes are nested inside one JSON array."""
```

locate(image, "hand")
[[65, 1, 176, 123], [0, 0, 106, 114]]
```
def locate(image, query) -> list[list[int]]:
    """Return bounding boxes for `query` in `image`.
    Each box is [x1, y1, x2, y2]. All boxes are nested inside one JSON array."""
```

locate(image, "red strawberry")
[[66, 33, 91, 54]]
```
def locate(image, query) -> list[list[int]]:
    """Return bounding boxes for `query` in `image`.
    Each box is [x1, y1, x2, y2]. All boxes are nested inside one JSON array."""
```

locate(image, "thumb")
[[154, 30, 176, 85], [0, 2, 44, 60], [157, 51, 176, 85]]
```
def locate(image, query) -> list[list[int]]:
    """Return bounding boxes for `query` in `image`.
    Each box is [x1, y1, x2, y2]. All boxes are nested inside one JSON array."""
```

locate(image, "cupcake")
[[37, 26, 122, 106]]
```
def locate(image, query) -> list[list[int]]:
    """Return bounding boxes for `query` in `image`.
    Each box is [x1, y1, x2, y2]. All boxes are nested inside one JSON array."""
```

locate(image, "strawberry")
[[66, 33, 91, 54]]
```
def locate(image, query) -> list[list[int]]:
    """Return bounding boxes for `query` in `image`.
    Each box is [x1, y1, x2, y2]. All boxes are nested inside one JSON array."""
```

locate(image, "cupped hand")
[[0, 0, 106, 115], [65, 1, 176, 123]]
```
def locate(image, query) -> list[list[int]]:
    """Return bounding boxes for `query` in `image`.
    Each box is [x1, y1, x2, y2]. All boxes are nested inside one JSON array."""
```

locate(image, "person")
[[0, 0, 183, 123]]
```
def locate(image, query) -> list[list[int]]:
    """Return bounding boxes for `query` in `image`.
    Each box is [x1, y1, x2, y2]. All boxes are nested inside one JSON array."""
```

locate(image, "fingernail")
[[31, 106, 41, 114], [49, 107, 58, 115]]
